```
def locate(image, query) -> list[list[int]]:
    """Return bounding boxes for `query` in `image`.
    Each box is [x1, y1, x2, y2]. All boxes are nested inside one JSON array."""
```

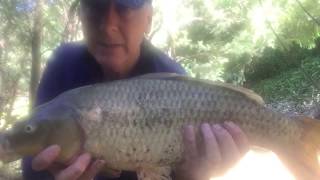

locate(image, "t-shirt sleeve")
[[141, 40, 187, 76], [35, 58, 62, 106], [153, 53, 188, 75]]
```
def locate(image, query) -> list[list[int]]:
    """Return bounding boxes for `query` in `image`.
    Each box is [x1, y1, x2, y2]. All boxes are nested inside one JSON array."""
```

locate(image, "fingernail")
[[201, 123, 214, 138], [184, 125, 194, 133], [213, 124, 222, 130], [81, 153, 92, 161], [201, 123, 210, 129], [183, 125, 195, 141], [96, 160, 106, 169], [187, 124, 193, 129], [43, 145, 61, 159], [225, 121, 236, 128], [48, 145, 61, 153]]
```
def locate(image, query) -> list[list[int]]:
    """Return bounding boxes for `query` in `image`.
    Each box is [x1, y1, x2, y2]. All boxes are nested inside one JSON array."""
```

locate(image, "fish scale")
[[68, 78, 297, 170]]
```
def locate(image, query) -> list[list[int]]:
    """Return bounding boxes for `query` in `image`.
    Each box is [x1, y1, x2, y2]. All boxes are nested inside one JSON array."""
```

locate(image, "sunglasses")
[[80, 1, 131, 21], [80, 0, 149, 10]]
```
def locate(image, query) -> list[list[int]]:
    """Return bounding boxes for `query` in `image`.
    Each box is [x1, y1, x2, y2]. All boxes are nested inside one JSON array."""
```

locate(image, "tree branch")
[[258, 0, 289, 51], [295, 0, 320, 26], [61, 0, 81, 42], [30, 0, 44, 109]]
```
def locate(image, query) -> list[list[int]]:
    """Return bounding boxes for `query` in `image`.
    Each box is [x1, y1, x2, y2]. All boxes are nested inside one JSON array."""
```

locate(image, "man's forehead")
[[82, 0, 151, 9]]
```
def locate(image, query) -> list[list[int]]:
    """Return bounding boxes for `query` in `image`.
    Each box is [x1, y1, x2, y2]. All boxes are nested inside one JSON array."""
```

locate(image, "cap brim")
[[115, 0, 147, 9]]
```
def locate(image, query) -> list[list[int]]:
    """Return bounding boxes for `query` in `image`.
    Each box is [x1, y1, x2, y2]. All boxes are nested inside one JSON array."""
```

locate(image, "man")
[[22, 0, 249, 179]]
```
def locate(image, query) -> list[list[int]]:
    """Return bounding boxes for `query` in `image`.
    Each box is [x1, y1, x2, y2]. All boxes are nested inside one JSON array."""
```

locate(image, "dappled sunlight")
[[11, 96, 29, 119], [151, 0, 195, 46], [249, 0, 282, 44], [211, 150, 295, 180]]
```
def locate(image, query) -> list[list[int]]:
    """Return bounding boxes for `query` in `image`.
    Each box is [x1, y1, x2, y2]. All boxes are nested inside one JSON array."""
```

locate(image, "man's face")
[[80, 0, 152, 77]]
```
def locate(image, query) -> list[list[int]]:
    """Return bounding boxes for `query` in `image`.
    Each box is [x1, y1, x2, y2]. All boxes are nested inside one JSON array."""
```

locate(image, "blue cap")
[[81, 0, 151, 9], [116, 0, 151, 9]]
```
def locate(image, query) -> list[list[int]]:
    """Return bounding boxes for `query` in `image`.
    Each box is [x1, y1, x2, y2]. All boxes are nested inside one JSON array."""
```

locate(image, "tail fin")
[[276, 116, 320, 180]]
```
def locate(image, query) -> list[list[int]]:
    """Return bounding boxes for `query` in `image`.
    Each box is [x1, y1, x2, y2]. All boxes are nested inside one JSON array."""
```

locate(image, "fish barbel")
[[0, 73, 319, 180]]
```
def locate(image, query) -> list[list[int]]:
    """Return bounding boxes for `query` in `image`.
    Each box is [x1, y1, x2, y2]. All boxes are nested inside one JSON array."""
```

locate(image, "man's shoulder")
[[143, 41, 187, 74], [35, 42, 96, 105], [49, 42, 87, 66]]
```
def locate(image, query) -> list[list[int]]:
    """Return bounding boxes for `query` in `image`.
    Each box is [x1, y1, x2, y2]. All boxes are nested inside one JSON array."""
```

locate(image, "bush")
[[245, 42, 311, 83], [251, 57, 320, 105], [223, 53, 251, 85]]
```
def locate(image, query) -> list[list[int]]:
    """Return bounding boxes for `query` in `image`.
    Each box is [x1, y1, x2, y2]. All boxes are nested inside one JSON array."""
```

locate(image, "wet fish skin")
[[57, 76, 307, 178], [0, 73, 319, 180]]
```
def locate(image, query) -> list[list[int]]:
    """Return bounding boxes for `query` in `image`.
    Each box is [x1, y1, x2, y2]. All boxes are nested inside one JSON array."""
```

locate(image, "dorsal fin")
[[134, 73, 180, 80], [134, 73, 265, 105], [206, 81, 265, 105]]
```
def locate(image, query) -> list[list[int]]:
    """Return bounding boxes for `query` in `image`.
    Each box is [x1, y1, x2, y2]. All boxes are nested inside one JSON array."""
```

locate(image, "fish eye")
[[24, 125, 36, 133]]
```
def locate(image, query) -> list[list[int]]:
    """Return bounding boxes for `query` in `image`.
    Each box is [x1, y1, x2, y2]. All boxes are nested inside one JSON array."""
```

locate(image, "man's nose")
[[99, 2, 120, 34]]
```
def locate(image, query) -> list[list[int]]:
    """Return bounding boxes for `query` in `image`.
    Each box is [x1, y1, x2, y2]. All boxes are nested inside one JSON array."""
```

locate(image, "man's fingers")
[[182, 125, 198, 161], [200, 123, 221, 165], [78, 159, 106, 180], [212, 124, 240, 167], [223, 121, 250, 155], [47, 163, 66, 175], [32, 145, 61, 171], [55, 153, 92, 180]]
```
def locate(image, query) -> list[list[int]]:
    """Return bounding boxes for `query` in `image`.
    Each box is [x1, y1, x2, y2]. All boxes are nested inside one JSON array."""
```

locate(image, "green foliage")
[[164, 0, 251, 80], [0, 0, 32, 129], [244, 42, 312, 83], [276, 0, 320, 47], [158, 0, 320, 85], [252, 57, 320, 104], [223, 53, 251, 85]]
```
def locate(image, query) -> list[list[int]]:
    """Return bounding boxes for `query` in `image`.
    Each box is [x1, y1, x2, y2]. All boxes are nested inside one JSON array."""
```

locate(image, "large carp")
[[0, 73, 319, 180]]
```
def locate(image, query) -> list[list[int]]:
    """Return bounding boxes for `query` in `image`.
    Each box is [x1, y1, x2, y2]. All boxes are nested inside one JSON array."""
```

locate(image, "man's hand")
[[175, 122, 250, 180], [31, 145, 108, 180]]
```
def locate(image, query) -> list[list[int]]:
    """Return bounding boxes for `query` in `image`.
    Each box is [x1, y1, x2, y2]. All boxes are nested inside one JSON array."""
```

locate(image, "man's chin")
[[95, 56, 133, 77]]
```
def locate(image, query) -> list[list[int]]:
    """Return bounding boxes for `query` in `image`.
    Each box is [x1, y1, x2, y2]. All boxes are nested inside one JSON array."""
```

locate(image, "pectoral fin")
[[100, 166, 122, 178], [137, 166, 172, 180]]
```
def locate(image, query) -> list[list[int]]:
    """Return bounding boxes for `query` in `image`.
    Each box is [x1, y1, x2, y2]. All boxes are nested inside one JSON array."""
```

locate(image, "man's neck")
[[101, 54, 140, 80]]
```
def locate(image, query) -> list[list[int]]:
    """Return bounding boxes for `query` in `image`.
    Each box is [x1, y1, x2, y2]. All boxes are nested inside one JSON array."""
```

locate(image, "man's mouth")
[[97, 42, 124, 48]]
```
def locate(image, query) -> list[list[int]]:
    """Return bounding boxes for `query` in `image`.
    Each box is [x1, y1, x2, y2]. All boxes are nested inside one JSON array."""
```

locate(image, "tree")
[[30, 0, 44, 108]]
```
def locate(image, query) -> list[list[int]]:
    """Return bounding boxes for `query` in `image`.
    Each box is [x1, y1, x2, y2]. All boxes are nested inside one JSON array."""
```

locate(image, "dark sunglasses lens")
[[82, 0, 110, 10]]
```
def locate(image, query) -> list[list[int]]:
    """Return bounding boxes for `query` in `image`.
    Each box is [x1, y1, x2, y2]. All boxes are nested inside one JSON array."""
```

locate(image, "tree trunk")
[[30, 0, 44, 109], [62, 0, 80, 42]]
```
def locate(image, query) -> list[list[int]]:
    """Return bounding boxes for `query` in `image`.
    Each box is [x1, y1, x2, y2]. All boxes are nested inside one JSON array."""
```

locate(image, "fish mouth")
[[0, 137, 19, 163]]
